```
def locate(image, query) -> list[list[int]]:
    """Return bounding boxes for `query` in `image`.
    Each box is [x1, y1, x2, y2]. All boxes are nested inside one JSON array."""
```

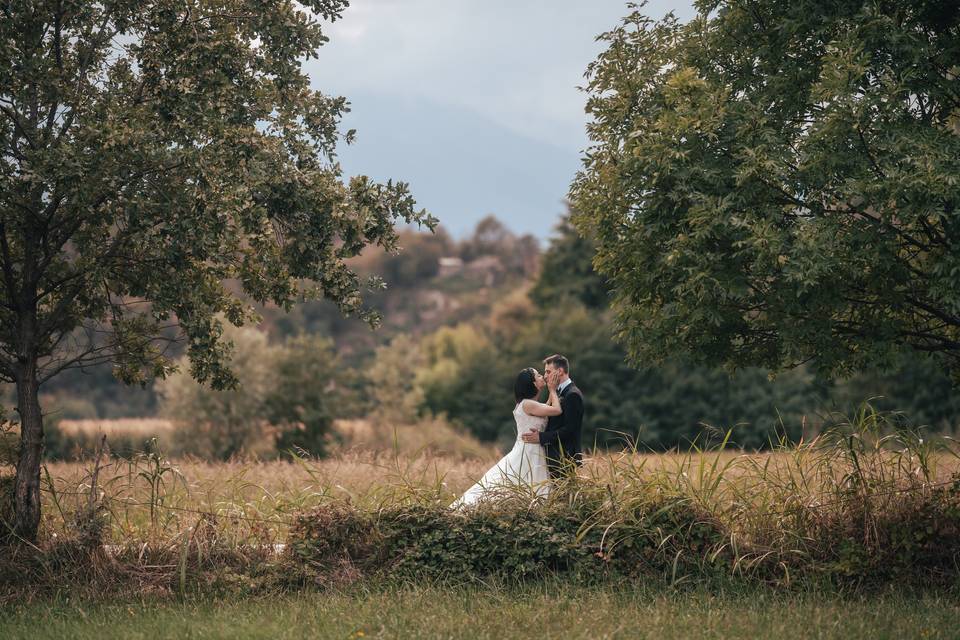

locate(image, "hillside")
[[14, 218, 538, 421]]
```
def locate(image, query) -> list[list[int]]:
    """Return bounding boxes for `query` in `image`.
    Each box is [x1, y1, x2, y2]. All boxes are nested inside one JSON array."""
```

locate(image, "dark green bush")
[[286, 495, 727, 585], [375, 506, 601, 581], [287, 475, 960, 587]]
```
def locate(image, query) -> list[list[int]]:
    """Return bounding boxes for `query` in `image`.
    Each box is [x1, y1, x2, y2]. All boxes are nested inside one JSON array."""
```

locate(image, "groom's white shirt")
[[557, 378, 573, 395]]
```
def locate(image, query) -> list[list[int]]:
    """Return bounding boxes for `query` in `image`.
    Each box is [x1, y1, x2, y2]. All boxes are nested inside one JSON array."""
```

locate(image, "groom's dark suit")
[[540, 380, 584, 478]]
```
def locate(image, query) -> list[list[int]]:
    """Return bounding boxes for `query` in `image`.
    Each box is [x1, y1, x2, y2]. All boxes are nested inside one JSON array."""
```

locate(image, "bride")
[[451, 367, 562, 508]]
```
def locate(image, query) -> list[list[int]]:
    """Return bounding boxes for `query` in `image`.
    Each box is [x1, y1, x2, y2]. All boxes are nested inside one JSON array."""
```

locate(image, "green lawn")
[[2, 582, 958, 640]]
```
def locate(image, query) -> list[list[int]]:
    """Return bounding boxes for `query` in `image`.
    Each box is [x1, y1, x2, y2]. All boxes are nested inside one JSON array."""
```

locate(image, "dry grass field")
[[37, 431, 960, 546], [54, 418, 176, 437], [4, 409, 960, 640]]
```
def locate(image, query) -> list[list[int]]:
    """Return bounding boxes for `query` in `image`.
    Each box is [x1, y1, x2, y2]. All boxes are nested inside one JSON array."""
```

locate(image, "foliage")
[[834, 353, 960, 434], [0, 0, 431, 539], [261, 216, 536, 366], [158, 326, 358, 459], [269, 334, 362, 457], [351, 228, 455, 290], [159, 325, 278, 460], [414, 324, 515, 442], [41, 367, 157, 420], [459, 215, 540, 277], [518, 210, 821, 448], [530, 208, 610, 311], [0, 0, 432, 390], [365, 334, 426, 424], [288, 499, 722, 584], [3, 403, 959, 602], [510, 303, 826, 448], [286, 405, 960, 587], [572, 0, 960, 378]]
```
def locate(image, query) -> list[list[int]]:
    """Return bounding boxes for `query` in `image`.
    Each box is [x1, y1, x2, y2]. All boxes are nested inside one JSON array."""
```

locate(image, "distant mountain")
[[332, 92, 581, 239]]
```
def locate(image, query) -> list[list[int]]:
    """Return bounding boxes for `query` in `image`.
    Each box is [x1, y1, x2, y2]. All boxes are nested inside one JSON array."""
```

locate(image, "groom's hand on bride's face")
[[521, 429, 540, 444]]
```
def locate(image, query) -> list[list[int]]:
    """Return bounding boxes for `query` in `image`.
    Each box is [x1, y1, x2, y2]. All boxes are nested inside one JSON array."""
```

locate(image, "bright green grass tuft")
[[2, 582, 958, 640]]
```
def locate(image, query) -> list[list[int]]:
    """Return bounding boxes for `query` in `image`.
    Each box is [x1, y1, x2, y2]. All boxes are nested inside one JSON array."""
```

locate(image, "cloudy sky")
[[306, 1, 695, 239]]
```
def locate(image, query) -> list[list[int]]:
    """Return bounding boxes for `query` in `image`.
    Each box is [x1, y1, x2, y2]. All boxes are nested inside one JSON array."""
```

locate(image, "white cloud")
[[304, 1, 696, 237], [309, 1, 694, 150]]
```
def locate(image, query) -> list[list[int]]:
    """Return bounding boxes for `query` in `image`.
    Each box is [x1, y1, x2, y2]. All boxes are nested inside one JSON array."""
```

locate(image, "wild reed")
[[3, 403, 959, 600]]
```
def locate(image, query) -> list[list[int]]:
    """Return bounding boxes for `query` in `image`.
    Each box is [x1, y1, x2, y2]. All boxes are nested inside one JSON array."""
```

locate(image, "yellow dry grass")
[[50, 416, 495, 460], [55, 418, 174, 436], [37, 444, 960, 544], [20, 404, 960, 553]]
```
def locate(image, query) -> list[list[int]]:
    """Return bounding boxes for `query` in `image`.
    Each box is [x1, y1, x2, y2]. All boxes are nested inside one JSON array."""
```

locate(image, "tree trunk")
[[13, 358, 43, 542]]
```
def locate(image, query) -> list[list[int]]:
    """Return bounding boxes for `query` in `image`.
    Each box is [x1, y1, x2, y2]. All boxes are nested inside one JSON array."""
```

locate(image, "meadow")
[[3, 582, 959, 639], [3, 407, 960, 638]]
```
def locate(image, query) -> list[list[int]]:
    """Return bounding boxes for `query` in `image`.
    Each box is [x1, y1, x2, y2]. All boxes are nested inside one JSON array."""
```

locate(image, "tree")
[[415, 324, 514, 442], [460, 215, 513, 262], [269, 333, 361, 457], [517, 200, 830, 450], [572, 1, 960, 379], [0, 1, 432, 540], [359, 227, 453, 289], [159, 324, 277, 460], [530, 207, 610, 311], [366, 334, 425, 424], [159, 328, 359, 459]]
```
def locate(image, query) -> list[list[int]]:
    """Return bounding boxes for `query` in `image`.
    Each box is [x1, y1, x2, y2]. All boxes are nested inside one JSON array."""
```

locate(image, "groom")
[[521, 354, 584, 478]]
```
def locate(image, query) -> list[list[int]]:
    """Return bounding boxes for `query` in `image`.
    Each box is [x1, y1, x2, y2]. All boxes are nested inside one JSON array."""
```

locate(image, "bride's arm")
[[521, 386, 562, 417]]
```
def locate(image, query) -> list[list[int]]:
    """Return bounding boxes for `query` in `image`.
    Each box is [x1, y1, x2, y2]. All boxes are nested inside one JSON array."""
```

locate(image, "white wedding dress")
[[451, 402, 551, 508]]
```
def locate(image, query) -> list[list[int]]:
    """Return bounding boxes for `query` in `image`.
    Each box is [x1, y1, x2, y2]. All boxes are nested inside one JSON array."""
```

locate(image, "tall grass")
[[2, 403, 959, 600]]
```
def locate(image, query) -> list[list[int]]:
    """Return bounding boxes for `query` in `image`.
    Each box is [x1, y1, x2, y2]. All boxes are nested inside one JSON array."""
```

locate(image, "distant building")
[[465, 255, 505, 287], [438, 256, 464, 277]]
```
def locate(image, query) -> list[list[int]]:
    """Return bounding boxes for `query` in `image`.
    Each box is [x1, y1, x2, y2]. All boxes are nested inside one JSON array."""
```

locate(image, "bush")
[[159, 325, 279, 460], [286, 491, 727, 585], [286, 503, 382, 587], [287, 405, 960, 588], [286, 480, 960, 588], [270, 334, 362, 457], [158, 325, 361, 460], [806, 478, 960, 582]]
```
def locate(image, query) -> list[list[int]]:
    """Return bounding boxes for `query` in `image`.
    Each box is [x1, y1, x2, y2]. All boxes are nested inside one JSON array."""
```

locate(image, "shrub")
[[159, 326, 361, 460], [286, 491, 727, 585], [809, 478, 960, 582], [286, 503, 381, 587], [159, 325, 279, 460]]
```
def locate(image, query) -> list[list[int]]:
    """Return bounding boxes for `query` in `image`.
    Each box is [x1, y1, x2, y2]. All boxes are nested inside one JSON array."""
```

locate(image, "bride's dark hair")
[[514, 367, 539, 404]]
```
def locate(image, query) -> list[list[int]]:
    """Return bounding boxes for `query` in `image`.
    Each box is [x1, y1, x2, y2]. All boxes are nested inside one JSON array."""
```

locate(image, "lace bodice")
[[513, 402, 547, 439]]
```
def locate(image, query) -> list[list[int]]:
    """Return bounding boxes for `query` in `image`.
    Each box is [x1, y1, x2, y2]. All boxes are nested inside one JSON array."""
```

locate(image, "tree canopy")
[[1, 0, 431, 540], [571, 0, 960, 379]]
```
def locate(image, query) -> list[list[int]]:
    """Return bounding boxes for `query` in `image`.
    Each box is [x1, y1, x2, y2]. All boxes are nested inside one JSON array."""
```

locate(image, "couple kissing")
[[451, 354, 584, 508]]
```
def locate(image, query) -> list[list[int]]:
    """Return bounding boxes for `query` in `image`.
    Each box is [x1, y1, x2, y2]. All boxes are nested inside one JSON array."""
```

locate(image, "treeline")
[[27, 217, 538, 422], [385, 214, 960, 451], [30, 214, 960, 458], [261, 215, 540, 356]]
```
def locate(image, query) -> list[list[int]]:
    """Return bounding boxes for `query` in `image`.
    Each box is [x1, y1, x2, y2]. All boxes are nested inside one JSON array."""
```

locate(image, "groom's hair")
[[543, 354, 570, 373]]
